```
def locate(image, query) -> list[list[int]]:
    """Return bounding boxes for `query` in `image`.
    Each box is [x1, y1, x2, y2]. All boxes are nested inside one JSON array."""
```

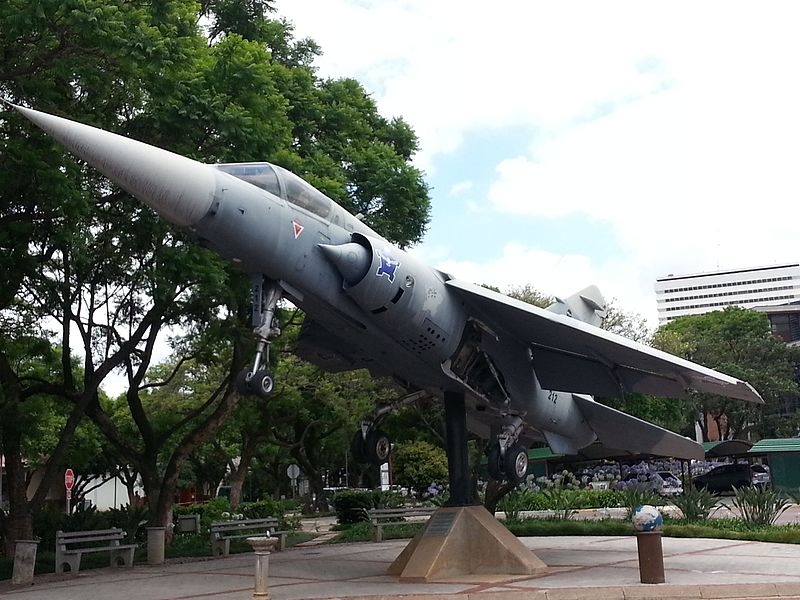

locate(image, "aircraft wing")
[[445, 279, 763, 404]]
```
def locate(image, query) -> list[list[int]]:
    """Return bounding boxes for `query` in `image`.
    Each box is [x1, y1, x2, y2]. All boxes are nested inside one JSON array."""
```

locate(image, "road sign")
[[286, 464, 300, 480], [66, 489, 72, 500], [64, 468, 75, 490]]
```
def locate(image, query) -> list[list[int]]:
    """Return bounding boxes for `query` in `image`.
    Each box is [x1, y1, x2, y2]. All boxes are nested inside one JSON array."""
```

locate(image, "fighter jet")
[[9, 104, 762, 488]]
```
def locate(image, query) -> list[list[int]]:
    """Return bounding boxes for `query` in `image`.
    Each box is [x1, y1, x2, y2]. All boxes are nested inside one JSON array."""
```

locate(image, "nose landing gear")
[[235, 277, 282, 400]]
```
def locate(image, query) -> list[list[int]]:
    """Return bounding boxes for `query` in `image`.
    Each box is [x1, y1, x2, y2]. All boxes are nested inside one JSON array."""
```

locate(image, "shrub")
[[731, 485, 791, 527], [670, 485, 719, 522], [541, 487, 579, 520], [240, 499, 298, 530], [331, 489, 405, 524], [618, 485, 662, 520], [498, 489, 529, 520], [332, 490, 375, 524], [103, 504, 150, 544], [392, 441, 448, 497], [175, 497, 232, 530]]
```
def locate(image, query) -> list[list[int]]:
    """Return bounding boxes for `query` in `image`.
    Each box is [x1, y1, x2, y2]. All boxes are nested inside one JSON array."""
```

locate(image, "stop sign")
[[64, 468, 75, 490]]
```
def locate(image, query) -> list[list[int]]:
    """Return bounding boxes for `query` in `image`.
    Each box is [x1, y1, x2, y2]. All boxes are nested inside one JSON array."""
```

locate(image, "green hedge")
[[331, 489, 404, 524]]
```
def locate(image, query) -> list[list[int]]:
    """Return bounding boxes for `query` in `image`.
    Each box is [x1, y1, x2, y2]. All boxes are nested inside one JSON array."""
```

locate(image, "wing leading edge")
[[445, 279, 763, 404]]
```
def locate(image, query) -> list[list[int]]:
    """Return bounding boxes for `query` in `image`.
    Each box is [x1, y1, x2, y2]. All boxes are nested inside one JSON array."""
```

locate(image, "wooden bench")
[[209, 518, 288, 557], [55, 528, 137, 574], [367, 507, 437, 542]]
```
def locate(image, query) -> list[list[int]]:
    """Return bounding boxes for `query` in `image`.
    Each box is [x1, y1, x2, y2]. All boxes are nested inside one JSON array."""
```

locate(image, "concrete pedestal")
[[636, 531, 665, 584], [11, 540, 40, 585], [389, 506, 548, 582], [247, 536, 279, 599], [147, 527, 166, 565]]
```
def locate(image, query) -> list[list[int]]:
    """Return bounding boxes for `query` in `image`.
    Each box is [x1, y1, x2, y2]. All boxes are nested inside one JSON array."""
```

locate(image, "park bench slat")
[[366, 507, 437, 542]]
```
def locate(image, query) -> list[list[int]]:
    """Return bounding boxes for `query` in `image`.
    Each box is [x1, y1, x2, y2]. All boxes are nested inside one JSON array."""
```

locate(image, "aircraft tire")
[[350, 431, 367, 464], [504, 444, 529, 485], [252, 369, 275, 398], [235, 369, 253, 394], [487, 443, 504, 481], [365, 430, 392, 465]]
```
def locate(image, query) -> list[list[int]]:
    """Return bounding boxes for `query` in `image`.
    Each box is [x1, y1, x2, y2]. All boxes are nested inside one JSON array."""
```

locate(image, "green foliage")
[[618, 486, 662, 520], [655, 307, 800, 440], [331, 520, 424, 544], [541, 487, 580, 520], [32, 504, 149, 550], [669, 485, 720, 521], [331, 521, 371, 543], [331, 490, 374, 525], [392, 441, 449, 495], [175, 497, 232, 531], [497, 489, 529, 520], [1, 0, 431, 545], [505, 518, 634, 537], [330, 489, 403, 525], [730, 485, 792, 527], [240, 499, 298, 530]]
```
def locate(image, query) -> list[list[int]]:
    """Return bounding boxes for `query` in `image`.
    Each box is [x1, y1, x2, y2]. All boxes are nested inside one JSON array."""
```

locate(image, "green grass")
[[326, 516, 800, 546]]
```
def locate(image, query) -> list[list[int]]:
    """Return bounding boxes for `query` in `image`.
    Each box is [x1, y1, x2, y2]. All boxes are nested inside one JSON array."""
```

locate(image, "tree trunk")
[[483, 479, 515, 515], [3, 448, 33, 557], [228, 463, 248, 509]]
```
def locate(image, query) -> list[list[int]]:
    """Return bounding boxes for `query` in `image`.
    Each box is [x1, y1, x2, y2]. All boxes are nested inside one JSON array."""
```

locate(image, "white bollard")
[[146, 526, 166, 565], [247, 536, 279, 599], [11, 540, 39, 585]]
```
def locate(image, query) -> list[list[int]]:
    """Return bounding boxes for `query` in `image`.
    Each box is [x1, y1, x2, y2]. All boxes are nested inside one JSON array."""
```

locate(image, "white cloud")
[[448, 180, 473, 196], [427, 242, 657, 323], [277, 0, 800, 320]]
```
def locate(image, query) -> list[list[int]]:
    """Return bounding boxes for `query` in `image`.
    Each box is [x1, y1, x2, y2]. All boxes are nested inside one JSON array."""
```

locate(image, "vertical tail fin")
[[547, 285, 607, 327]]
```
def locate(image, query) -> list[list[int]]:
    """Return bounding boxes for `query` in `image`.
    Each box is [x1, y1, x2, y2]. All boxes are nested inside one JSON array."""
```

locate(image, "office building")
[[655, 263, 800, 323]]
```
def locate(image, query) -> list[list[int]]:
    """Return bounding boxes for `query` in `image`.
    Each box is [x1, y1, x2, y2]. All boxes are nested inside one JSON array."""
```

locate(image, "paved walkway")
[[3, 535, 800, 599]]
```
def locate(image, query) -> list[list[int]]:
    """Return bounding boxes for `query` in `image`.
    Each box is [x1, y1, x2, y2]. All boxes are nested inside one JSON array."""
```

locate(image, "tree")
[[392, 441, 448, 497], [653, 307, 800, 440], [2, 0, 432, 548]]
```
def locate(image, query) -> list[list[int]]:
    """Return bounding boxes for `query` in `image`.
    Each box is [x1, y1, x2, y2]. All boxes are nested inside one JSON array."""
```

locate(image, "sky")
[[274, 0, 800, 324]]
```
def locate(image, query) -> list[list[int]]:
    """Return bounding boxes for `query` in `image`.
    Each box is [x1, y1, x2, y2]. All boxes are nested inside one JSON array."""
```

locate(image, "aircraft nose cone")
[[318, 242, 372, 285], [10, 104, 215, 228]]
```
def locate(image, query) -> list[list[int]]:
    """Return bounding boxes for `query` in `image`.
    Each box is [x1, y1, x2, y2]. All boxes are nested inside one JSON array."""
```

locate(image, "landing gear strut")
[[235, 277, 282, 399], [350, 391, 430, 466], [486, 417, 529, 485]]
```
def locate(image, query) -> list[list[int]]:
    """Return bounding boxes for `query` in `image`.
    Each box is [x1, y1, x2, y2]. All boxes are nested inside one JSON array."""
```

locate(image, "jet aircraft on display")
[[10, 104, 762, 489]]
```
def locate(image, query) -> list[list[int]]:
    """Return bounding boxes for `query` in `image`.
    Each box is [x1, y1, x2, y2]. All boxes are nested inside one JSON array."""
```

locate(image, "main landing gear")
[[486, 417, 529, 485], [235, 277, 282, 400], [351, 425, 392, 466], [350, 390, 430, 466]]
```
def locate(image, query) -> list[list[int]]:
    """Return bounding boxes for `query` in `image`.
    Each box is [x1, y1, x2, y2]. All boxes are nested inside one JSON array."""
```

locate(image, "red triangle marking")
[[292, 221, 304, 239]]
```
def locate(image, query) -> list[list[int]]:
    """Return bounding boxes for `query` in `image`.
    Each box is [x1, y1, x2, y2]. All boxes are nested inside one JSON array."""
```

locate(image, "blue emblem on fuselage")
[[376, 252, 401, 283]]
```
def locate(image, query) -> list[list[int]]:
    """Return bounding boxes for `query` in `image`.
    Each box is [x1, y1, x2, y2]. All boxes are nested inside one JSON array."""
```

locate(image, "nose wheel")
[[235, 277, 283, 399], [236, 369, 276, 399]]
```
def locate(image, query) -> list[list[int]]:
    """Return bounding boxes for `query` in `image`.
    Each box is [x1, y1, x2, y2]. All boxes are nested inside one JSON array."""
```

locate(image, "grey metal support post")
[[443, 390, 473, 506]]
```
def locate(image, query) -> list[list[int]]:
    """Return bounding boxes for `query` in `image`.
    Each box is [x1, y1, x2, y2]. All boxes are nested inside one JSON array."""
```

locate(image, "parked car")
[[692, 463, 770, 493]]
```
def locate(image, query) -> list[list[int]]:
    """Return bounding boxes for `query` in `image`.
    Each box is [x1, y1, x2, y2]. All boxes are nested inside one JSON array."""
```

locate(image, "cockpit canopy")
[[214, 162, 333, 220]]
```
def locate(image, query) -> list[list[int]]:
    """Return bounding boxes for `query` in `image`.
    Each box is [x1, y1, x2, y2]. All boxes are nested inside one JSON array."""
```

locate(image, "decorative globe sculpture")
[[632, 505, 663, 532]]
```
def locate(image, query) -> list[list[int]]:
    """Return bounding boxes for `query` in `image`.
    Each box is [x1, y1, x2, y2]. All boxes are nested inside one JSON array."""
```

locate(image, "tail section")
[[546, 285, 607, 327]]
